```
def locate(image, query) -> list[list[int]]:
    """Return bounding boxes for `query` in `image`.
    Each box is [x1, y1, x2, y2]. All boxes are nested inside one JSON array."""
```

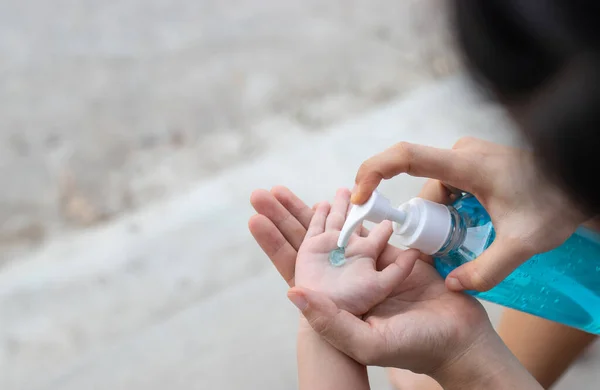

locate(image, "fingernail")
[[288, 292, 308, 311], [350, 191, 360, 204], [446, 277, 465, 291]]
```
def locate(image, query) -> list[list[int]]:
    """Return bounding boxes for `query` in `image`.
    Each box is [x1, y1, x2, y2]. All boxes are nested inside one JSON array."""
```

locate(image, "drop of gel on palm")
[[329, 247, 346, 267]]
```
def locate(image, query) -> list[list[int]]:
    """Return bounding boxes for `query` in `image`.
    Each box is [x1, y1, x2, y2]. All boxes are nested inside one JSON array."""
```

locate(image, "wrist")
[[297, 309, 361, 335], [430, 330, 502, 388], [295, 315, 371, 390], [430, 329, 542, 390]]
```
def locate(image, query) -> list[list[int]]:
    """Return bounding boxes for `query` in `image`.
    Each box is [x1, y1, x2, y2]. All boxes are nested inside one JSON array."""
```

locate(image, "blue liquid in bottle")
[[433, 194, 600, 334]]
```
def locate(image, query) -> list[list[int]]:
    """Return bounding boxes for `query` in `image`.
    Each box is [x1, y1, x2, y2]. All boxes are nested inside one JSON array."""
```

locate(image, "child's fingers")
[[377, 249, 420, 292], [367, 220, 394, 256], [306, 202, 331, 238], [326, 188, 351, 232]]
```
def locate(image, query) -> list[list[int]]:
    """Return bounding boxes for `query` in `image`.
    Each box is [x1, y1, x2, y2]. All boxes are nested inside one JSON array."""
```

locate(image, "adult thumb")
[[287, 287, 384, 365], [445, 239, 532, 292]]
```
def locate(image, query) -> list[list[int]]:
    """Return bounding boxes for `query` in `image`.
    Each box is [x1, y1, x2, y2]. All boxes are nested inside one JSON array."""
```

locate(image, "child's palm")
[[295, 190, 417, 316]]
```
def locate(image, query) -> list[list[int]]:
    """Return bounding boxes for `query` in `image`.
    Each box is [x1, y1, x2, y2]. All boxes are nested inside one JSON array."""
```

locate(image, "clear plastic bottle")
[[338, 191, 600, 334], [434, 194, 600, 334]]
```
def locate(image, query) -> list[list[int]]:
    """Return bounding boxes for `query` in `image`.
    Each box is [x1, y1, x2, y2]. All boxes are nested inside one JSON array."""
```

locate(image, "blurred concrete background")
[[0, 0, 458, 264], [0, 1, 598, 389]]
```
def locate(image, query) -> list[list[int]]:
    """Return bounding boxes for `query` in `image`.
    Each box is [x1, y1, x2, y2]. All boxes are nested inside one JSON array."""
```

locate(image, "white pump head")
[[391, 197, 453, 255], [337, 191, 406, 248], [337, 191, 454, 255]]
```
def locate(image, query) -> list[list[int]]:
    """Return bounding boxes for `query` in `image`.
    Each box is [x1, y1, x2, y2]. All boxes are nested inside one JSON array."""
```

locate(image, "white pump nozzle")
[[337, 191, 406, 248], [338, 191, 453, 255]]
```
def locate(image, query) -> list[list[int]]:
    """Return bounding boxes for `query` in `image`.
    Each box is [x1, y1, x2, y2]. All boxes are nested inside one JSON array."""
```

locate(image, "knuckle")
[[452, 136, 477, 150], [390, 142, 413, 176], [394, 141, 413, 158]]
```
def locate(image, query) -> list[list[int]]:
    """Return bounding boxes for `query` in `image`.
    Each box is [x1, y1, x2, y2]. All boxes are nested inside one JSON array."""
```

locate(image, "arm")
[[297, 317, 370, 390], [431, 330, 543, 390]]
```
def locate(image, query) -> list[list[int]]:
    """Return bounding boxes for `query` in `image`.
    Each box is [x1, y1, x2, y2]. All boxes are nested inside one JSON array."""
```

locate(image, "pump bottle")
[[338, 191, 600, 334]]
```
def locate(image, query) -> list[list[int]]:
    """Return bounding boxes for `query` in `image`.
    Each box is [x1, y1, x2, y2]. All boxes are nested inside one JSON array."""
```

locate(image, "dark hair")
[[452, 0, 600, 214]]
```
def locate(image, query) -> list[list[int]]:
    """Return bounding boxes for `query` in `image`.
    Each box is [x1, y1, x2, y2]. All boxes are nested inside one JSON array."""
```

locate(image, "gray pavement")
[[0, 0, 456, 265]]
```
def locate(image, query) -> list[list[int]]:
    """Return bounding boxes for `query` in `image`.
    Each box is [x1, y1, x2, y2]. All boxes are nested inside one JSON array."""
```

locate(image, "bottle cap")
[[392, 198, 452, 255]]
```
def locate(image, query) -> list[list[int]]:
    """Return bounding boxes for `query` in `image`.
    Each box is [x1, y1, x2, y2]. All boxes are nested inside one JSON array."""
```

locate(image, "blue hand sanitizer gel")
[[432, 194, 600, 334], [338, 191, 600, 334]]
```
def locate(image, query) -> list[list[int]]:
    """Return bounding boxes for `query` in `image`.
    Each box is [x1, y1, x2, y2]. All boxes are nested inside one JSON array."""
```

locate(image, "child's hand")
[[294, 189, 419, 316]]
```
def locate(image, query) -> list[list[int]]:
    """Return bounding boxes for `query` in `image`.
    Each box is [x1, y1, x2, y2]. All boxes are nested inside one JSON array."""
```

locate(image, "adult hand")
[[293, 266, 540, 389], [351, 137, 588, 292]]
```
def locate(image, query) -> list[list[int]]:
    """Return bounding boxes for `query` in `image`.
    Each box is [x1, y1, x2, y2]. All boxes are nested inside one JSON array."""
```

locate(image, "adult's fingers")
[[326, 188, 351, 232], [445, 238, 533, 292], [251, 189, 307, 250], [271, 186, 314, 229], [248, 214, 297, 286], [351, 142, 477, 205], [287, 287, 385, 366]]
